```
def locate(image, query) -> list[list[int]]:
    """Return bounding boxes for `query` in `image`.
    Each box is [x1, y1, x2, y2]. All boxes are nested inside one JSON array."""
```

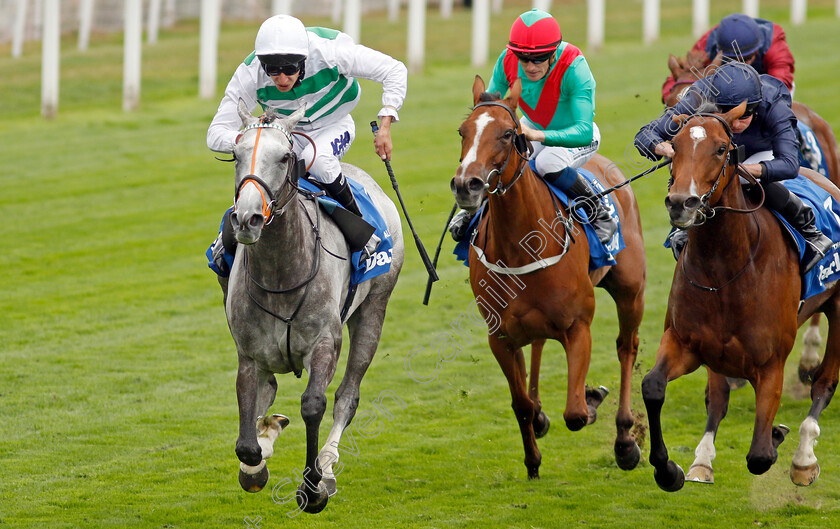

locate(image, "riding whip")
[[371, 120, 439, 285], [423, 203, 458, 306]]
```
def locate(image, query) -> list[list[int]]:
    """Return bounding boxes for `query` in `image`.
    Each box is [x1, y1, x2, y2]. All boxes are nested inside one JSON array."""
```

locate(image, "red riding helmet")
[[507, 9, 562, 54]]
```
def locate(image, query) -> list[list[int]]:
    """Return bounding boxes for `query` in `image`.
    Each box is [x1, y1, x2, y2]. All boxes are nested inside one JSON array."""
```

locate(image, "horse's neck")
[[246, 197, 315, 281], [688, 184, 755, 266], [484, 169, 564, 251]]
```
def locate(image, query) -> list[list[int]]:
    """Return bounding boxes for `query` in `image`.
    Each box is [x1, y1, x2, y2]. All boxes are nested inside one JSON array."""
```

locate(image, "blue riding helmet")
[[716, 14, 762, 57], [711, 62, 763, 109]]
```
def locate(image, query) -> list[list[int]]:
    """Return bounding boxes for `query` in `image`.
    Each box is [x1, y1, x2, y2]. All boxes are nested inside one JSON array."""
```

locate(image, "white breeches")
[[292, 114, 356, 184]]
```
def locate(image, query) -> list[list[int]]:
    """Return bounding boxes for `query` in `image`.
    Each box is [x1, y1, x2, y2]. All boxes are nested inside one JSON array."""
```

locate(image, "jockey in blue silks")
[[635, 61, 832, 273]]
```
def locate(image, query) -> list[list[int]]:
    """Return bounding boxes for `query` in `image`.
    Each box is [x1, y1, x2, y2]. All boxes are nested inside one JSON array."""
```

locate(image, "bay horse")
[[224, 101, 404, 513], [664, 50, 840, 385], [641, 103, 840, 491], [451, 76, 646, 479]]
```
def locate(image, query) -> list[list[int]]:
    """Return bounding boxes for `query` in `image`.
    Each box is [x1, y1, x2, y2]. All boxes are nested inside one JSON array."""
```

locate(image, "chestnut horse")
[[664, 50, 840, 385], [450, 76, 646, 479], [641, 103, 840, 491]]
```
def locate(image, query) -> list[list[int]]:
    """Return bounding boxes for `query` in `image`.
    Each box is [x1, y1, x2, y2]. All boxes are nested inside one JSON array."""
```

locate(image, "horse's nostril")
[[450, 178, 457, 193], [248, 215, 263, 228], [468, 177, 485, 193], [684, 196, 701, 210]]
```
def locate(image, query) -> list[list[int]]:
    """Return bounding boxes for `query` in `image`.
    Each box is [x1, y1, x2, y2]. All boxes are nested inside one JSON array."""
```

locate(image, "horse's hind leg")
[[686, 369, 730, 484], [318, 292, 393, 497], [799, 314, 822, 384], [746, 361, 785, 475], [528, 340, 551, 438], [642, 329, 701, 492], [490, 336, 541, 479], [792, 304, 840, 486]]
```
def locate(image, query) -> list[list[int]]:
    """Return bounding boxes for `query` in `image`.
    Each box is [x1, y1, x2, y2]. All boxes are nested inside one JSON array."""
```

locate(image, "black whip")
[[423, 203, 458, 306]]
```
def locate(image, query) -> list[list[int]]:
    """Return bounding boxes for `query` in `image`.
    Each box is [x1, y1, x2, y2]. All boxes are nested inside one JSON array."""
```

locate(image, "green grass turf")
[[1, 1, 840, 527]]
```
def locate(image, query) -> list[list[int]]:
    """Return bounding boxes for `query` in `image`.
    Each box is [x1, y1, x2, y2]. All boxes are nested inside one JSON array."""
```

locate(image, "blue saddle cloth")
[[207, 176, 393, 287], [775, 175, 840, 300], [798, 121, 830, 178], [454, 168, 625, 271], [297, 178, 394, 286]]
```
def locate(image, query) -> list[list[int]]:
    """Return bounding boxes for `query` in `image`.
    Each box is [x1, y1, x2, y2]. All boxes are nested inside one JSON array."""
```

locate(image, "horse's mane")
[[259, 108, 283, 123], [479, 91, 502, 102]]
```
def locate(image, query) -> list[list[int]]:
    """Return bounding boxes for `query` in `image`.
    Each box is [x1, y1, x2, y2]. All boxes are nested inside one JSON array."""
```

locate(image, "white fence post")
[[12, 0, 28, 58], [791, 0, 807, 25], [389, 0, 400, 22], [199, 0, 221, 100], [440, 0, 453, 20], [344, 0, 361, 43], [41, 0, 59, 118], [533, 0, 550, 12], [272, 0, 293, 15], [587, 0, 604, 52], [492, 0, 503, 14], [78, 0, 94, 51], [407, 0, 425, 74], [123, 0, 142, 112], [471, 0, 490, 68], [332, 0, 342, 25], [743, 0, 759, 17], [693, 0, 709, 38], [148, 0, 162, 44], [643, 0, 659, 45]]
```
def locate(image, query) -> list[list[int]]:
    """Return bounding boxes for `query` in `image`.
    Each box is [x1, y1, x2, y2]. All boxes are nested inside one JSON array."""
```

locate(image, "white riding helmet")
[[254, 15, 309, 58]]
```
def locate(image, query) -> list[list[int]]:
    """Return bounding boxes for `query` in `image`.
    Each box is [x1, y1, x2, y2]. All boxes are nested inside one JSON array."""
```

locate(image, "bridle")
[[234, 118, 316, 225], [471, 101, 531, 196], [668, 112, 764, 225]]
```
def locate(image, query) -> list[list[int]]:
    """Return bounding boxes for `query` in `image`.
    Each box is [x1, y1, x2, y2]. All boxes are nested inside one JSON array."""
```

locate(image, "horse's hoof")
[[322, 477, 338, 496], [615, 441, 641, 471], [654, 461, 685, 492], [565, 414, 588, 431], [686, 463, 714, 484], [726, 377, 748, 390], [772, 424, 790, 449], [239, 461, 269, 493], [790, 462, 820, 487], [534, 411, 550, 439], [297, 481, 329, 514], [797, 365, 816, 385], [585, 386, 609, 425]]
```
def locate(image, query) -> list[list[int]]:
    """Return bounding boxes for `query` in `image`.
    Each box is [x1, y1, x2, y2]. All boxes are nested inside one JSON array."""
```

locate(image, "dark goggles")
[[719, 101, 759, 118], [513, 51, 553, 64], [261, 61, 302, 77]]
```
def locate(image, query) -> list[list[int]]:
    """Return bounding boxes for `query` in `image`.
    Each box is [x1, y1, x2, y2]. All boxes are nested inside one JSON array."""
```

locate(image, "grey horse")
[[223, 100, 404, 514]]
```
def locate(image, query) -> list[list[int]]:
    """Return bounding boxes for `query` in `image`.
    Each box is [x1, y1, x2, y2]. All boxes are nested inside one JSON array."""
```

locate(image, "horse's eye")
[[280, 153, 291, 164], [717, 146, 727, 156]]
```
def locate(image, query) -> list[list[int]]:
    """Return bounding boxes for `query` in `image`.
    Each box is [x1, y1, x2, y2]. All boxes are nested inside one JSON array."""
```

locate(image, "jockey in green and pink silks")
[[449, 9, 616, 245]]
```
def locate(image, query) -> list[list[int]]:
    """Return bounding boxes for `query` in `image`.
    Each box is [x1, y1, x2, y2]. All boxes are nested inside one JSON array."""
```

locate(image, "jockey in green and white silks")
[[207, 15, 407, 276], [449, 9, 617, 245]]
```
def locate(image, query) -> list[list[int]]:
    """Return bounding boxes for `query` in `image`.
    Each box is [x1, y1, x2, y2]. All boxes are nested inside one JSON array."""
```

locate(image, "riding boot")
[[775, 187, 834, 273], [545, 168, 618, 245], [208, 208, 237, 278], [449, 209, 476, 242], [323, 174, 380, 264]]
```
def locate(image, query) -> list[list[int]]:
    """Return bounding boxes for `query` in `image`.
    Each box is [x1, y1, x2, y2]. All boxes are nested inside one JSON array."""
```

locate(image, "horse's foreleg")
[[686, 369, 730, 484], [792, 307, 840, 486], [490, 336, 540, 479], [235, 357, 275, 492], [800, 314, 822, 384], [746, 362, 785, 475], [297, 341, 338, 514], [642, 329, 699, 492], [562, 321, 592, 432], [529, 340, 550, 438]]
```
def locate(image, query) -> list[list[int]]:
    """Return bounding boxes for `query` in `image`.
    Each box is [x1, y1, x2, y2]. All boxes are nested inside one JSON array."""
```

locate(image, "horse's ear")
[[668, 54, 682, 77], [507, 79, 522, 111], [721, 101, 747, 125], [237, 98, 259, 127], [281, 106, 306, 130], [472, 75, 486, 106], [671, 113, 691, 127]]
